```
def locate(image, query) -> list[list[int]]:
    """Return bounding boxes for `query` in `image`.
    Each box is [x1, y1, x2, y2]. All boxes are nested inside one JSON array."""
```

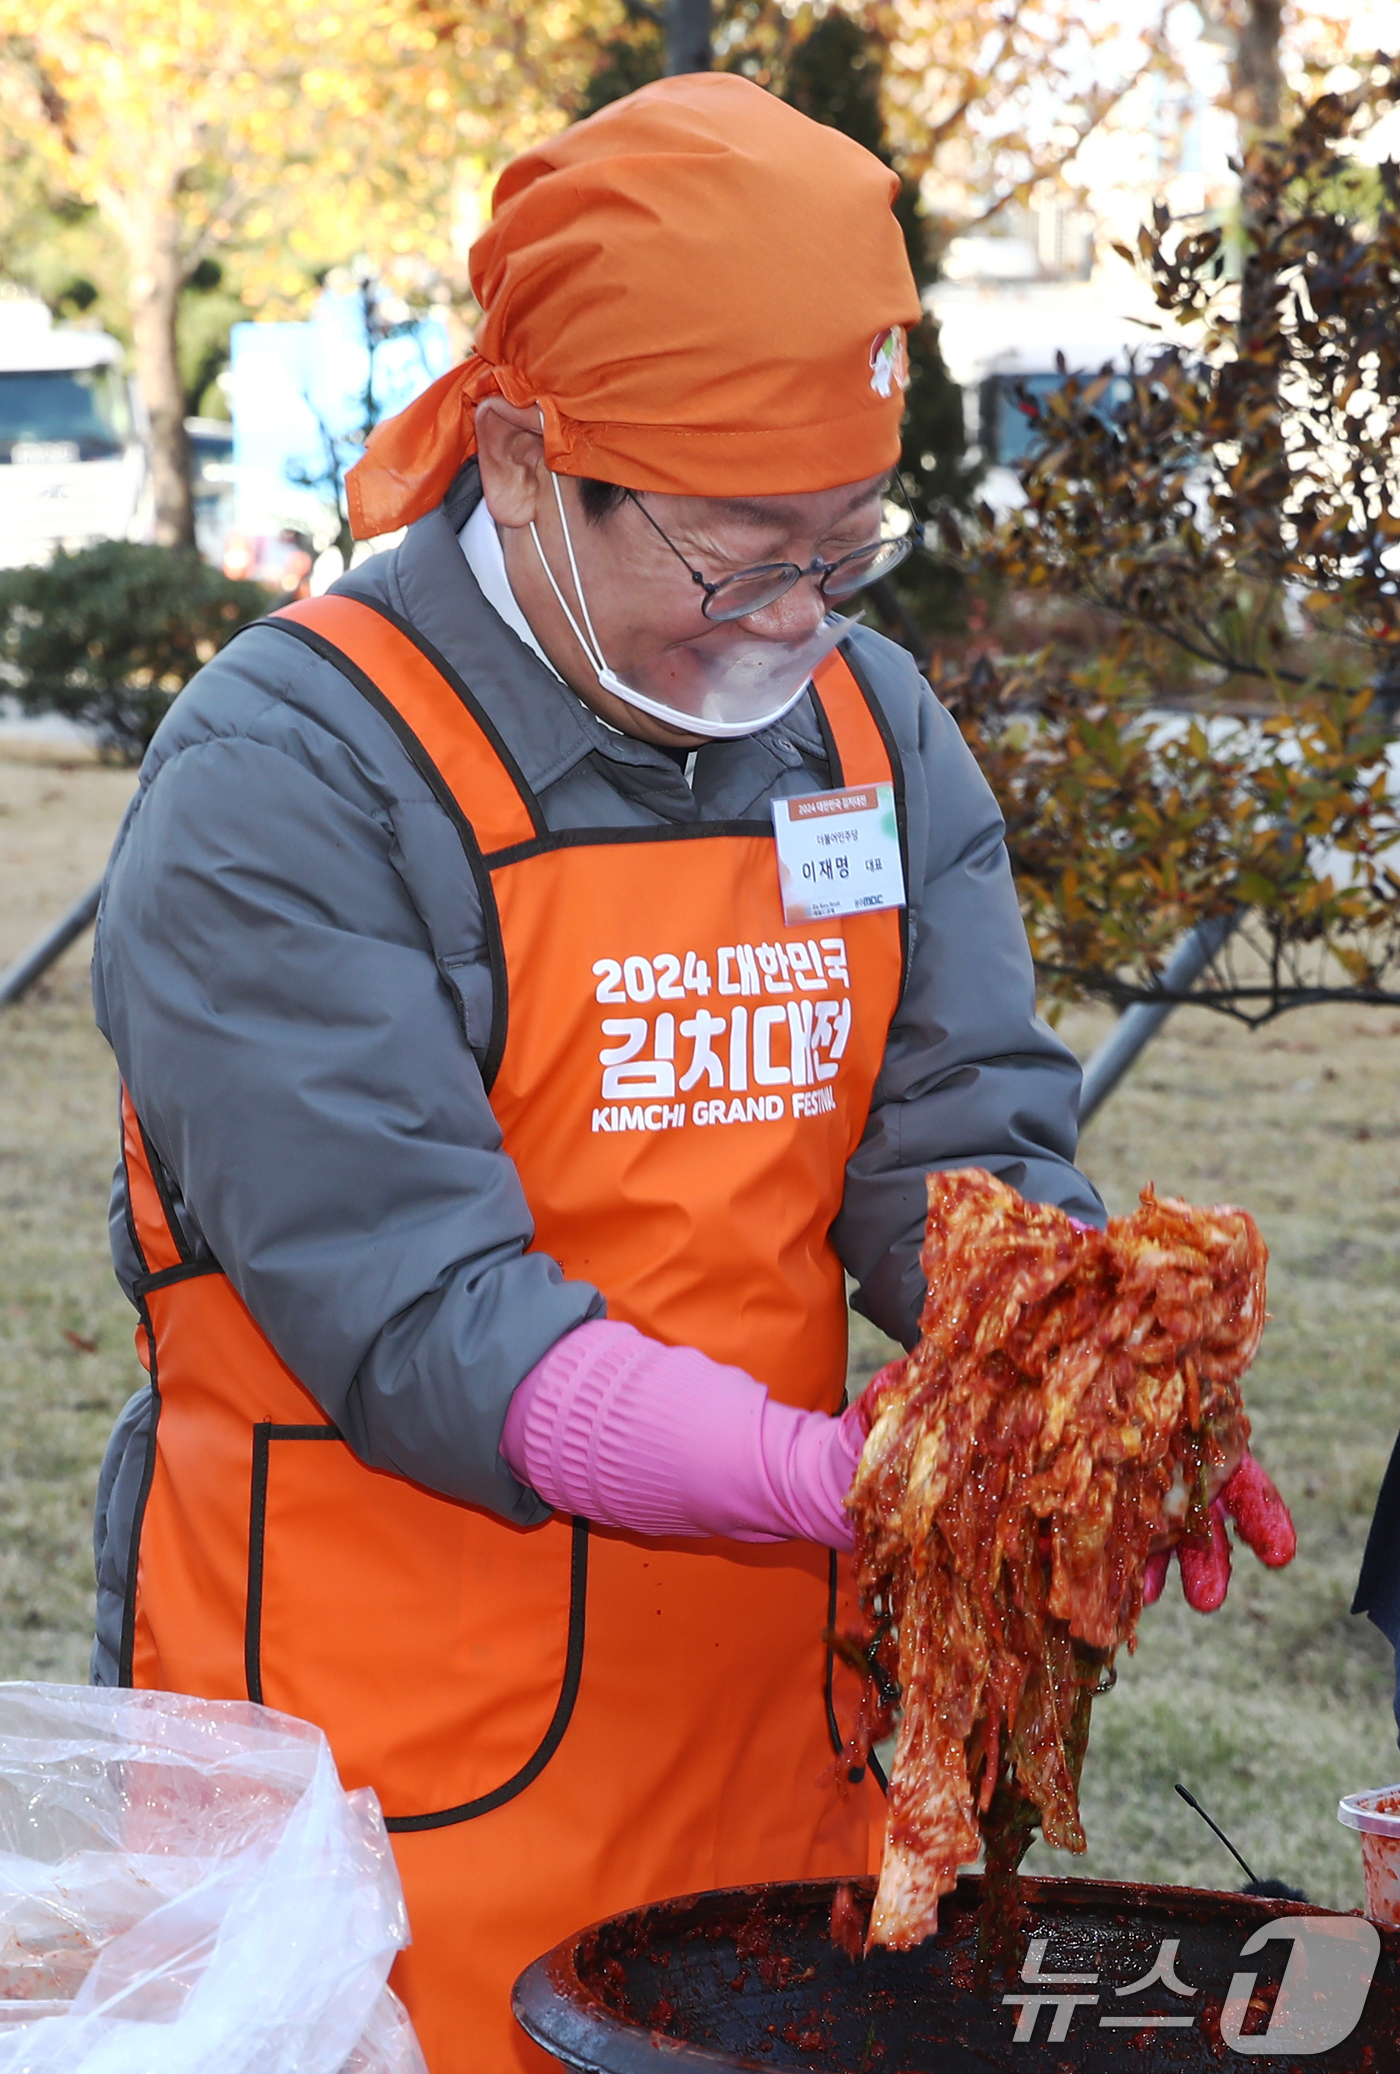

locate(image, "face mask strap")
[[550, 473, 615, 667], [528, 482, 610, 681], [526, 466, 849, 738]]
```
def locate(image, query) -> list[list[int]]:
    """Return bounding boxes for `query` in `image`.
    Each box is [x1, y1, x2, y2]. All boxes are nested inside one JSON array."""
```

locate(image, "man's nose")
[[739, 574, 829, 643]]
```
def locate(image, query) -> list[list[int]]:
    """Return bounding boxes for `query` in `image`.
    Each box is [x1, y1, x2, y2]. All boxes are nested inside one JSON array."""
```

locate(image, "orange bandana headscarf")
[[346, 72, 921, 540]]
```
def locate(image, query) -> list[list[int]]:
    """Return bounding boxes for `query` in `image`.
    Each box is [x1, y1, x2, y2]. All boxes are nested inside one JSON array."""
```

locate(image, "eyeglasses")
[[620, 474, 925, 624]]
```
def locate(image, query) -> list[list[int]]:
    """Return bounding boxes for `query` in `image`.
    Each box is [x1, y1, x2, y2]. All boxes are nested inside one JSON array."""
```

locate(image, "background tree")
[[877, 0, 1178, 231], [603, 0, 1181, 229], [772, 9, 973, 643], [938, 66, 1400, 1023], [0, 1, 614, 550], [1226, 0, 1284, 137], [0, 153, 121, 332], [178, 260, 250, 421], [666, 0, 713, 74]]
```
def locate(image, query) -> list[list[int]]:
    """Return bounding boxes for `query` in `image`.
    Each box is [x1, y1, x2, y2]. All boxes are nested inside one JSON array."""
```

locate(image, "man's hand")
[[1144, 1453, 1297, 1613]]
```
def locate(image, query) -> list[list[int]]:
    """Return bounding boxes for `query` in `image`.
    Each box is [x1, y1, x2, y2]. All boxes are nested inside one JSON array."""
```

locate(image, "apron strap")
[[269, 601, 910, 1006], [273, 601, 899, 859], [121, 1085, 187, 1275], [270, 596, 542, 855], [810, 641, 898, 792], [813, 641, 911, 993]]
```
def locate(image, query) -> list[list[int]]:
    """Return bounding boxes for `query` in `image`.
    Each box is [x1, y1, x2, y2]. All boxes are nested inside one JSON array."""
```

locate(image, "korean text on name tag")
[[771, 783, 906, 926]]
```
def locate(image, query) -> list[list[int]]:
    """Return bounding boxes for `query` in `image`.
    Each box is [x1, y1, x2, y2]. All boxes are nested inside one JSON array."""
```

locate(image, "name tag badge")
[[771, 784, 906, 925]]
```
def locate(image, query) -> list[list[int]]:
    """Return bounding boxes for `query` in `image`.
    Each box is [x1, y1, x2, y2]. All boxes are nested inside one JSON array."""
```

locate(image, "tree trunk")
[[1232, 0, 1283, 138], [666, 0, 711, 75], [1229, 1, 1287, 631], [126, 197, 195, 552], [1228, 0, 1285, 366]]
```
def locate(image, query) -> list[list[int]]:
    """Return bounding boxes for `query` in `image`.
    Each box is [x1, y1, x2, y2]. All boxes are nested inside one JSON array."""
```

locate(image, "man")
[[91, 75, 1108, 2072], [1354, 1439, 1400, 1737]]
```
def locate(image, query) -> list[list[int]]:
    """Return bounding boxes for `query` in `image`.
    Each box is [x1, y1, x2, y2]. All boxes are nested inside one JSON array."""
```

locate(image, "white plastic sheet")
[[0, 1684, 426, 2074]]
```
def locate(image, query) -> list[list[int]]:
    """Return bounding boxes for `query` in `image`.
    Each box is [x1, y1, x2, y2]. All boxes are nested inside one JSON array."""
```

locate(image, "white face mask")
[[528, 473, 852, 740]]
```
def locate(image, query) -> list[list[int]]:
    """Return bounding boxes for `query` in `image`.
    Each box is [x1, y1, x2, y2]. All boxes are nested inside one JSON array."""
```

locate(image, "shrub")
[[945, 65, 1400, 1023], [0, 541, 266, 763], [938, 649, 1400, 1023]]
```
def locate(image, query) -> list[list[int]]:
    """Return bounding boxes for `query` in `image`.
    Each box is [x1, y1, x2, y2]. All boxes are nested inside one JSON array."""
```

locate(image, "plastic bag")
[[0, 1684, 427, 2074]]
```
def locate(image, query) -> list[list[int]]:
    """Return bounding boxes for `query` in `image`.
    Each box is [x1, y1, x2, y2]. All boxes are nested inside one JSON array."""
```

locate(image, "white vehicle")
[[0, 298, 148, 568]]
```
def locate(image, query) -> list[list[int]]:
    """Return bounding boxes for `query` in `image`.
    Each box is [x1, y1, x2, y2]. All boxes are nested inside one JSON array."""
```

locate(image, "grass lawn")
[[2, 750, 1397, 1912], [0, 753, 139, 1683]]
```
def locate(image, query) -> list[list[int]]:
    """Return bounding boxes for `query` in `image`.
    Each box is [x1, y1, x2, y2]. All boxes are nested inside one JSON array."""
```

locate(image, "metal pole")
[[1077, 910, 1239, 1127], [666, 0, 711, 73], [0, 879, 102, 1009]]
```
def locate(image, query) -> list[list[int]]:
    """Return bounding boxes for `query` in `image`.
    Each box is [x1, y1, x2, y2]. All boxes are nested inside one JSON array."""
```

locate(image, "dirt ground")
[[1, 746, 1397, 1911], [0, 750, 137, 967]]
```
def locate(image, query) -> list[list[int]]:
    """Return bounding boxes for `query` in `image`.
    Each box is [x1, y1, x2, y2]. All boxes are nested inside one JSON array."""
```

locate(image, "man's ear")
[[475, 398, 548, 528]]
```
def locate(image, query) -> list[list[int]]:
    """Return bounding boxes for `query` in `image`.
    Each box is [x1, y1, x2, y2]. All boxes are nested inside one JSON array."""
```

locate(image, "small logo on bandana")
[[869, 327, 909, 398]]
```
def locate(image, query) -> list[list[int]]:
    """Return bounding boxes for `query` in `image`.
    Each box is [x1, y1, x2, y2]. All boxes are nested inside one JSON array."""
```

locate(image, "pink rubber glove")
[[1143, 1453, 1297, 1613], [501, 1319, 863, 1548]]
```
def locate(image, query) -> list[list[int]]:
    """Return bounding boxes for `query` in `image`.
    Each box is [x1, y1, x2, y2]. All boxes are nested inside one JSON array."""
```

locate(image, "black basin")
[[513, 1873, 1399, 2070]]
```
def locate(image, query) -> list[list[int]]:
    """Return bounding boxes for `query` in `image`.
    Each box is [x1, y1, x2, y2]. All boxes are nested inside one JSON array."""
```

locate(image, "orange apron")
[[119, 596, 906, 2074]]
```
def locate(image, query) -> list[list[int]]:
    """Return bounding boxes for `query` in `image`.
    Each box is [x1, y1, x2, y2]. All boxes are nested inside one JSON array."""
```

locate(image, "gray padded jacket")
[[89, 465, 1103, 1682]]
